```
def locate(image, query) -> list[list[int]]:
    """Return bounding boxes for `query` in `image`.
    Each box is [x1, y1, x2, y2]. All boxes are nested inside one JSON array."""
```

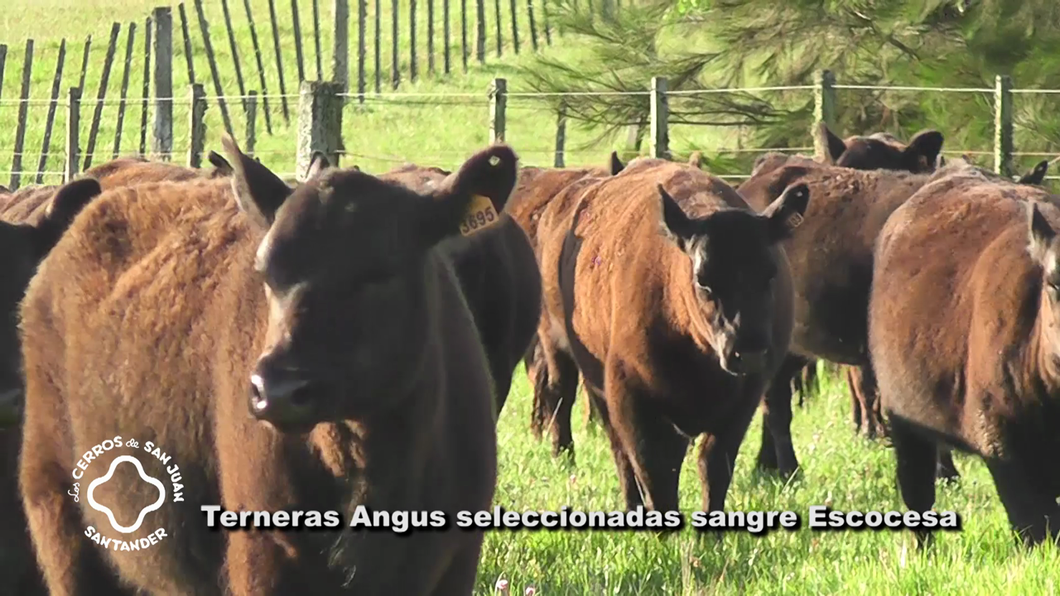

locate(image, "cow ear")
[[761, 182, 810, 242], [1028, 202, 1057, 265], [1019, 160, 1049, 186], [34, 178, 102, 257], [658, 184, 694, 251], [207, 151, 233, 176], [688, 151, 704, 169], [306, 151, 332, 180], [904, 130, 944, 171], [609, 151, 625, 175], [424, 145, 518, 246], [816, 122, 846, 164], [222, 134, 291, 231]]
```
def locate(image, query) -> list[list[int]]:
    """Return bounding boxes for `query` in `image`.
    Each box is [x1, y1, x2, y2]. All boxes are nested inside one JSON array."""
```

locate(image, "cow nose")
[[726, 348, 769, 376], [248, 371, 316, 430]]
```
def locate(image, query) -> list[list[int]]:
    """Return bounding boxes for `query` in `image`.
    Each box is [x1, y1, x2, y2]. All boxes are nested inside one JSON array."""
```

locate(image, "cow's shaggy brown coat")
[[18, 139, 506, 595], [535, 158, 808, 511], [374, 161, 541, 413], [869, 170, 1059, 545], [1, 156, 235, 596], [505, 163, 620, 456], [738, 157, 940, 477]]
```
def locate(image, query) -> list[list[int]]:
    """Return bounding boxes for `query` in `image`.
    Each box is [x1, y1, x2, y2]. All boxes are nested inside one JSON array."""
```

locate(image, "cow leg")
[[856, 365, 884, 439], [428, 536, 484, 596], [986, 458, 1060, 546], [846, 366, 864, 435], [604, 360, 688, 512], [698, 392, 760, 514], [755, 355, 802, 478], [591, 391, 642, 510], [490, 360, 514, 416], [528, 339, 549, 440], [19, 375, 129, 595], [531, 341, 579, 458], [889, 418, 938, 549], [936, 448, 960, 482]]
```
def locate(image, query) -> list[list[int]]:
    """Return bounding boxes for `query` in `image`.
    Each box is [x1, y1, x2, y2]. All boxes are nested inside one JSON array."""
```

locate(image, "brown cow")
[[738, 156, 940, 479], [505, 158, 626, 456], [868, 169, 1057, 546], [0, 178, 104, 596], [374, 161, 541, 414], [535, 157, 809, 511], [18, 138, 506, 595], [817, 123, 944, 173], [503, 155, 624, 455]]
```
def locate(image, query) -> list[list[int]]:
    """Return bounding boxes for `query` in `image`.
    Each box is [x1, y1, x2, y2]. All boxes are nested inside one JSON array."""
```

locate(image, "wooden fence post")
[[493, 0, 502, 57], [83, 22, 121, 171], [812, 69, 837, 161], [152, 7, 174, 161], [65, 87, 82, 182], [357, 0, 366, 102], [243, 0, 275, 133], [649, 76, 669, 159], [489, 77, 506, 144], [111, 23, 137, 159], [312, 0, 324, 79], [527, 0, 539, 52], [475, 0, 485, 64], [554, 102, 566, 167], [296, 80, 343, 181], [0, 45, 7, 101], [194, 0, 235, 137], [291, 0, 306, 83], [444, 0, 451, 74], [188, 83, 206, 168], [139, 20, 151, 155], [9, 39, 34, 191], [374, 0, 381, 93], [178, 3, 197, 84], [267, 0, 292, 122], [410, 0, 417, 82], [509, 0, 519, 54], [333, 0, 349, 91], [36, 39, 67, 184], [221, 0, 249, 113], [247, 90, 258, 156], [391, 0, 400, 89], [427, 0, 435, 75], [994, 74, 1014, 178]]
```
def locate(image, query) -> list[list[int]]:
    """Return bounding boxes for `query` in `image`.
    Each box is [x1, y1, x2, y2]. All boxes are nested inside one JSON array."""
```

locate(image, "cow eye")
[[694, 279, 712, 296], [1048, 282, 1060, 298]]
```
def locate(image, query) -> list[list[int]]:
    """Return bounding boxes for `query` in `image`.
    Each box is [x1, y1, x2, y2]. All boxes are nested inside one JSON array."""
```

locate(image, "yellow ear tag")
[[459, 194, 501, 236]]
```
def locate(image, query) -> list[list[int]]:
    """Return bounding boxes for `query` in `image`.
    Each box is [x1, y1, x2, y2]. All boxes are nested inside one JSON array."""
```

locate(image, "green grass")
[[482, 368, 1060, 595], [5, 3, 1060, 595]]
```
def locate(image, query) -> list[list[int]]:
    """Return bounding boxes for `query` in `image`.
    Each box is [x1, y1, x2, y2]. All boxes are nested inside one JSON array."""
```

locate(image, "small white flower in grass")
[[524, 587, 537, 596], [496, 578, 510, 594]]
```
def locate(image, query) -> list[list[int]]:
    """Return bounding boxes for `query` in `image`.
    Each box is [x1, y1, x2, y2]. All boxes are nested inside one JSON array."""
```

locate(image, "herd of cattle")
[[0, 121, 1057, 594]]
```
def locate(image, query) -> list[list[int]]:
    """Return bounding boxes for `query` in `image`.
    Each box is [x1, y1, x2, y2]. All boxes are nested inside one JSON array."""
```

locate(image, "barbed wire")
[[0, 84, 1059, 108]]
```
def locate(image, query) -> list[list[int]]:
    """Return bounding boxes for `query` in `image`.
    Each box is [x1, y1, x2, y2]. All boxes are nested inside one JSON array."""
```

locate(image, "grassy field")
[[482, 368, 1060, 595], [5, 2, 1060, 596]]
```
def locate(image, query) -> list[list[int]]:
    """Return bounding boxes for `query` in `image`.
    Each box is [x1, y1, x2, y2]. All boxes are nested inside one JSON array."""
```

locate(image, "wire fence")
[[2, 74, 1060, 188]]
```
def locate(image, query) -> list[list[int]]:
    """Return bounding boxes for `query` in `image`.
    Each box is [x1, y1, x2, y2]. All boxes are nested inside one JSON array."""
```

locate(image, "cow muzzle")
[[719, 346, 769, 377], [248, 369, 319, 432]]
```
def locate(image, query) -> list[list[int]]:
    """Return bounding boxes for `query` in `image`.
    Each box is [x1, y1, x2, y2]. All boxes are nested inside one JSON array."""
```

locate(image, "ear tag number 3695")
[[460, 194, 501, 236]]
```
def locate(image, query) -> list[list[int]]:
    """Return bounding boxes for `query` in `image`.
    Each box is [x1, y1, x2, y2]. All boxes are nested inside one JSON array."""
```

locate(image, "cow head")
[[1026, 201, 1060, 359], [817, 123, 944, 173], [223, 135, 518, 431], [0, 178, 101, 426], [659, 181, 809, 376]]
